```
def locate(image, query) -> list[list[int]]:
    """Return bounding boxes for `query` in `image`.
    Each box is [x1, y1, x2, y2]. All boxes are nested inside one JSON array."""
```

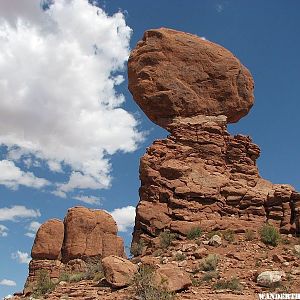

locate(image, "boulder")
[[257, 271, 285, 287], [62, 206, 124, 261], [128, 27, 254, 129], [31, 219, 64, 260], [154, 264, 192, 292], [102, 255, 138, 288]]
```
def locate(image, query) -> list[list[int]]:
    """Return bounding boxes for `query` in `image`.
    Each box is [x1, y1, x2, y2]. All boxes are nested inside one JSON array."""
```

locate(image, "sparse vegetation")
[[159, 231, 177, 249], [174, 253, 186, 261], [132, 265, 175, 300], [131, 240, 145, 257], [186, 227, 202, 240], [32, 270, 56, 297], [260, 223, 280, 246], [212, 277, 242, 291], [223, 229, 235, 243], [202, 271, 220, 282], [245, 229, 256, 241], [199, 254, 219, 272], [84, 257, 104, 281]]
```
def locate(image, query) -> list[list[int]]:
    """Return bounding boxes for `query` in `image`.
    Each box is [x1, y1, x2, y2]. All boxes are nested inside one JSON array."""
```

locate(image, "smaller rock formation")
[[256, 271, 285, 287], [102, 255, 138, 288], [155, 264, 192, 292], [24, 206, 125, 294]]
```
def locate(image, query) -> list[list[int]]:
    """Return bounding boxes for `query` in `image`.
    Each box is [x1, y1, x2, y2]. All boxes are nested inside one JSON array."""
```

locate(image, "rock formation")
[[129, 28, 300, 247], [24, 206, 125, 294]]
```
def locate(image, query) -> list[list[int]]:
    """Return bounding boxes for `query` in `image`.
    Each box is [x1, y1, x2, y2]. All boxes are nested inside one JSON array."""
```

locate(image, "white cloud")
[[110, 205, 135, 232], [0, 224, 8, 237], [73, 195, 101, 205], [0, 160, 49, 190], [0, 279, 16, 286], [4, 295, 13, 299], [0, 0, 142, 196], [12, 251, 31, 264], [25, 221, 41, 238], [0, 206, 41, 221]]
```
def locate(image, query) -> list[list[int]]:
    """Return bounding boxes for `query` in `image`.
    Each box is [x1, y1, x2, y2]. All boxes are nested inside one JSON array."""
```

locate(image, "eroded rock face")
[[130, 28, 300, 247], [128, 28, 254, 129], [25, 206, 125, 294]]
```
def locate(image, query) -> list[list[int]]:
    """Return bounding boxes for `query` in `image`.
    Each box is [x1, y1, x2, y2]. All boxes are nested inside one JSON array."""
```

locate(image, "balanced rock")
[[102, 255, 138, 288], [130, 28, 300, 248], [31, 219, 64, 260], [128, 27, 254, 129]]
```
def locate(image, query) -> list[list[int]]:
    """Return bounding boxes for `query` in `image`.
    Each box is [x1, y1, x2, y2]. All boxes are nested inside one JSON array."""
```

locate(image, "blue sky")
[[0, 0, 300, 298]]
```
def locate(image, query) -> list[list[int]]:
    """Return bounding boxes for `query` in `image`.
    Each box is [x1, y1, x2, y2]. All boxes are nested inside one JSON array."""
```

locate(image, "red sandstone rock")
[[31, 219, 64, 260], [128, 28, 254, 129], [102, 255, 137, 288], [130, 29, 300, 248], [62, 206, 124, 261]]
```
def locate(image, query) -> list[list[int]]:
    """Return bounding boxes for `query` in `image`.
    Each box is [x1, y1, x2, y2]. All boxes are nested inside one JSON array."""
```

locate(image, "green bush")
[[159, 231, 177, 249], [201, 271, 220, 282], [223, 229, 235, 243], [260, 223, 280, 246], [132, 265, 175, 300], [199, 254, 219, 272], [245, 229, 256, 241], [187, 227, 202, 240], [213, 277, 242, 291], [33, 270, 56, 297], [131, 240, 145, 257]]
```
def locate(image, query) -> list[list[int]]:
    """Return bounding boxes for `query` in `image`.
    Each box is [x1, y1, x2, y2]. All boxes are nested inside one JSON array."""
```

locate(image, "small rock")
[[178, 260, 187, 267], [272, 254, 284, 263], [294, 245, 300, 254], [257, 271, 285, 287], [181, 243, 197, 252], [209, 235, 222, 246], [194, 247, 208, 259]]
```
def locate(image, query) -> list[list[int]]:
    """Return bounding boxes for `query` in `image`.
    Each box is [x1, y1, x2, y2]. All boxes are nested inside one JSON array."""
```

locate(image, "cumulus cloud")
[[0, 160, 49, 190], [0, 0, 142, 197], [73, 195, 101, 205], [0, 279, 16, 286], [11, 251, 31, 264], [216, 3, 224, 13], [110, 205, 135, 232], [0, 224, 8, 237], [0, 206, 41, 221], [25, 221, 41, 238]]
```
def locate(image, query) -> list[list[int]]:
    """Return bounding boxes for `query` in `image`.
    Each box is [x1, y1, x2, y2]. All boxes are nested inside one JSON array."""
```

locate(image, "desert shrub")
[[260, 223, 280, 246], [223, 229, 235, 243], [131, 240, 145, 257], [213, 277, 242, 291], [174, 253, 186, 261], [84, 257, 104, 281], [59, 272, 85, 283], [245, 229, 256, 241], [201, 271, 220, 282], [187, 227, 202, 240], [132, 265, 175, 300], [33, 270, 56, 297], [159, 231, 177, 249], [152, 249, 163, 257], [199, 254, 219, 272]]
